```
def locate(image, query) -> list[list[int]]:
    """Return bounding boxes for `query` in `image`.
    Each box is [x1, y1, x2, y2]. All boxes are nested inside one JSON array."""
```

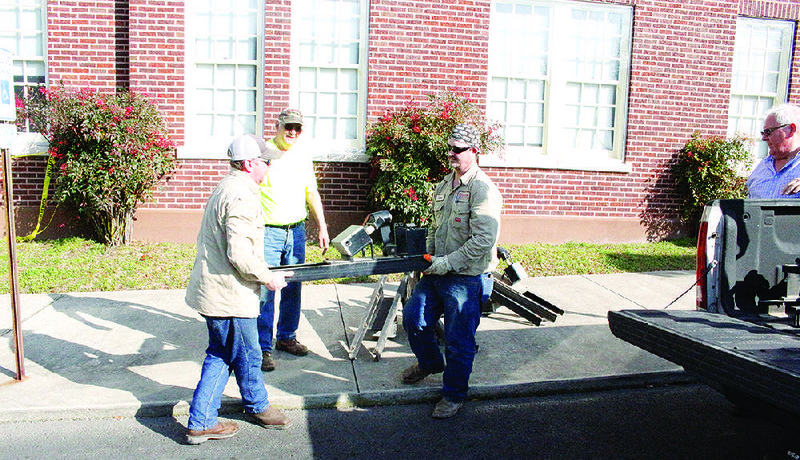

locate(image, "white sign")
[[0, 123, 15, 148], [0, 48, 14, 122]]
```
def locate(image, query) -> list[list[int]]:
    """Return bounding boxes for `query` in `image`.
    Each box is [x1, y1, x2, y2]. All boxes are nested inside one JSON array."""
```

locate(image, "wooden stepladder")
[[347, 272, 418, 361]]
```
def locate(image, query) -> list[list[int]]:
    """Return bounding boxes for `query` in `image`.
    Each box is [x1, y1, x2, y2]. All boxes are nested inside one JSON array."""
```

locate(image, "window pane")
[[294, 0, 366, 142], [728, 17, 794, 160], [237, 114, 256, 134], [187, 0, 262, 148], [490, 0, 631, 160], [1, 0, 46, 132], [237, 65, 257, 87], [197, 89, 213, 109], [216, 115, 235, 136], [237, 90, 256, 112], [216, 90, 235, 111]]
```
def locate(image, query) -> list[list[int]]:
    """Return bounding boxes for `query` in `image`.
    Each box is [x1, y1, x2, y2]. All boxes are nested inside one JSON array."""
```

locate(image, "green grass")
[[0, 237, 696, 294]]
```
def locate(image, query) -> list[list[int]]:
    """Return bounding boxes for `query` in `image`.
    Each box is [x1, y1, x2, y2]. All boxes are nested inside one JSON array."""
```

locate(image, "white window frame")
[[0, 0, 48, 156], [290, 0, 369, 162], [180, 0, 265, 159], [484, 0, 633, 172], [727, 17, 794, 162]]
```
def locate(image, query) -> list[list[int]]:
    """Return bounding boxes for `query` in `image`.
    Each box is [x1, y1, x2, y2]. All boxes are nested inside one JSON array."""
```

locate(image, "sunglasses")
[[283, 123, 302, 133], [449, 145, 471, 154]]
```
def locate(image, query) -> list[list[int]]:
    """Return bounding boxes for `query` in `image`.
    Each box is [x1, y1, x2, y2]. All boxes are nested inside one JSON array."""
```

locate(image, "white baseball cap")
[[227, 134, 284, 161]]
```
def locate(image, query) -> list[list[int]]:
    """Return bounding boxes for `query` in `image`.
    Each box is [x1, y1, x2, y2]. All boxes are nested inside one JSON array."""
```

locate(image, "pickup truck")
[[608, 199, 800, 418]]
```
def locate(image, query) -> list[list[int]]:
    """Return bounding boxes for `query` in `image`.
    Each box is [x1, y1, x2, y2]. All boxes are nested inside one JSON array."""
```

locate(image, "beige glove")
[[423, 255, 451, 275]]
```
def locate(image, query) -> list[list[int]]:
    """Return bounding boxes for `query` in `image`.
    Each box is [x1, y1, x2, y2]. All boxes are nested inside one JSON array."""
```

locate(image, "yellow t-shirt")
[[259, 138, 318, 226]]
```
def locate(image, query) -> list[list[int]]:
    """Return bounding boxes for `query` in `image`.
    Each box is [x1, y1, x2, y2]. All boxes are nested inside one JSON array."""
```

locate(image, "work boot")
[[275, 338, 309, 356], [261, 351, 275, 372], [186, 421, 239, 445], [245, 406, 292, 430], [432, 398, 463, 419], [401, 363, 442, 384]]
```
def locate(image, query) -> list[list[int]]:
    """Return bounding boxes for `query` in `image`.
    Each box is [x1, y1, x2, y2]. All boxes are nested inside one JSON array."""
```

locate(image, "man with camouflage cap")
[[400, 123, 503, 418]]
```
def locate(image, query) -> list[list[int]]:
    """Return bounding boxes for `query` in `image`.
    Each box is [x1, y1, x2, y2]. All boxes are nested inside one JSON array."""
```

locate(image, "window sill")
[[480, 152, 632, 173], [10, 132, 49, 158]]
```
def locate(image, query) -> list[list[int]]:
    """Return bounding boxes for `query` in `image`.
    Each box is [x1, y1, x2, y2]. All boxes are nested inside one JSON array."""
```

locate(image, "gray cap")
[[227, 134, 284, 161]]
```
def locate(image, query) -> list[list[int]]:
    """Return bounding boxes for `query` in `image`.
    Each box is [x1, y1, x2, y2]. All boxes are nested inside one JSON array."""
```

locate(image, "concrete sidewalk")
[[0, 271, 697, 422]]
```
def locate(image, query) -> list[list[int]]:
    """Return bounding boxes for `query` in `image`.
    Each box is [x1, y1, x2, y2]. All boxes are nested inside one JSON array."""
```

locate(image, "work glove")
[[423, 255, 451, 275]]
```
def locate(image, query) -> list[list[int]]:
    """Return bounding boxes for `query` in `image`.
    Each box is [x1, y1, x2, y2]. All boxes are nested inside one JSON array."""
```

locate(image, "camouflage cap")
[[449, 123, 480, 148], [278, 108, 303, 125]]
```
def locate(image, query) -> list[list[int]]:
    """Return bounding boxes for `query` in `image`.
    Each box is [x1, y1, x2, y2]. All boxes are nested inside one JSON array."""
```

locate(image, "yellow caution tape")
[[16, 153, 58, 242]]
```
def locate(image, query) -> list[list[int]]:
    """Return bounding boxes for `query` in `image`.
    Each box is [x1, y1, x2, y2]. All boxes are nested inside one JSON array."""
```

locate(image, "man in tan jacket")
[[185, 134, 293, 445]]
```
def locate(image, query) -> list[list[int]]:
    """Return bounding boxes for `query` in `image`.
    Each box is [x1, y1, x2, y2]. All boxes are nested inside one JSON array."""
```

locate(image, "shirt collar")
[[450, 163, 480, 187]]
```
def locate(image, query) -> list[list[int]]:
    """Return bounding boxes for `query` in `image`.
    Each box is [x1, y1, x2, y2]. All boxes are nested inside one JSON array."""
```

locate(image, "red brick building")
[[3, 0, 800, 243]]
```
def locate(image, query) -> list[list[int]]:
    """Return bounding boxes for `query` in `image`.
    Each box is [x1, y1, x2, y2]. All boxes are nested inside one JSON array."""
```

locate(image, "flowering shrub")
[[17, 85, 176, 246], [366, 93, 503, 225], [672, 132, 752, 221]]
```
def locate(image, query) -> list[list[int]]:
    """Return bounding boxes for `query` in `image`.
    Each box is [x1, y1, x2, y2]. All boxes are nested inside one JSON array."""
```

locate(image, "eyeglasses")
[[283, 123, 302, 133], [449, 145, 471, 154], [761, 124, 789, 137]]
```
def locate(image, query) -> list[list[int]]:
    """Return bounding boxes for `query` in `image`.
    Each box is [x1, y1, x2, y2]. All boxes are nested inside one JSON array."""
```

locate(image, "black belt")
[[265, 221, 303, 230]]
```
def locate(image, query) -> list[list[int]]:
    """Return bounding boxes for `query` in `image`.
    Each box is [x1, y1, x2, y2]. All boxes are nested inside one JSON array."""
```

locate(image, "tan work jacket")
[[427, 164, 503, 276], [186, 170, 274, 318]]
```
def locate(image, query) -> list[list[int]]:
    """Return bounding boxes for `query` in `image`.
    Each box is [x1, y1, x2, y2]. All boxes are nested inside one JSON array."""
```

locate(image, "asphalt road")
[[0, 383, 797, 460]]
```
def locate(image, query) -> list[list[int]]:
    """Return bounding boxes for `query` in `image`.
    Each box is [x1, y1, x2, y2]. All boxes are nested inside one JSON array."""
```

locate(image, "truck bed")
[[608, 309, 800, 417]]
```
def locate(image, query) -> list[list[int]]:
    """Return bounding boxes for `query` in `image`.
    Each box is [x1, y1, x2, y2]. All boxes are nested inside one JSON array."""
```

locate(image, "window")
[[728, 17, 794, 161], [181, 0, 264, 158], [292, 0, 368, 159], [0, 0, 46, 133], [486, 0, 632, 171]]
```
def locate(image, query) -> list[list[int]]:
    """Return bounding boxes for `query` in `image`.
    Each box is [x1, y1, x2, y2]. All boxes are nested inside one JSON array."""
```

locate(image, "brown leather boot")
[[186, 421, 239, 445], [245, 406, 292, 429], [275, 338, 309, 356]]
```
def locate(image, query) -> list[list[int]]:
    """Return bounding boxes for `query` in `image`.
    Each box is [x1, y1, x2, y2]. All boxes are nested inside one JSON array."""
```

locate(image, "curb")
[[0, 371, 694, 423]]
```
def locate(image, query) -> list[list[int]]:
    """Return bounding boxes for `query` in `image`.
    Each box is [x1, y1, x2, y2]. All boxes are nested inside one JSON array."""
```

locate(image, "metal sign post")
[[0, 47, 25, 380], [2, 144, 24, 380]]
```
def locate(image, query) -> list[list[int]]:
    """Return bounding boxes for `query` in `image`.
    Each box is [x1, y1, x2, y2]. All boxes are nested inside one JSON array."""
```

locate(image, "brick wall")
[[47, 1, 128, 89], [10, 0, 800, 243], [366, 0, 491, 115], [129, 0, 185, 142], [263, 1, 293, 118]]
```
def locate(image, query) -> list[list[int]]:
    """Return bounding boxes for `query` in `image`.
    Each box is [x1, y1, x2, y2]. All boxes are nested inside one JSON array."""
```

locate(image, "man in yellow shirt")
[[257, 109, 330, 371]]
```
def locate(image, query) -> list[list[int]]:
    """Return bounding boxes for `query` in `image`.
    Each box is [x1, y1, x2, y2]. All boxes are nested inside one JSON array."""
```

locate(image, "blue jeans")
[[257, 222, 305, 352], [402, 273, 483, 403], [188, 316, 269, 431]]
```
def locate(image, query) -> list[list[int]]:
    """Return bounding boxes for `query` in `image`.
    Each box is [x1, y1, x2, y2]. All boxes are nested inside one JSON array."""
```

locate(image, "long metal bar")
[[3, 146, 24, 380], [491, 279, 562, 324], [272, 255, 430, 282]]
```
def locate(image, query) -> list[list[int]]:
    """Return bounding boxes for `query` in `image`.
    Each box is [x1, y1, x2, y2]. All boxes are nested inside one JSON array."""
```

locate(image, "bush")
[[672, 132, 752, 221], [365, 93, 503, 225], [16, 85, 177, 246]]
